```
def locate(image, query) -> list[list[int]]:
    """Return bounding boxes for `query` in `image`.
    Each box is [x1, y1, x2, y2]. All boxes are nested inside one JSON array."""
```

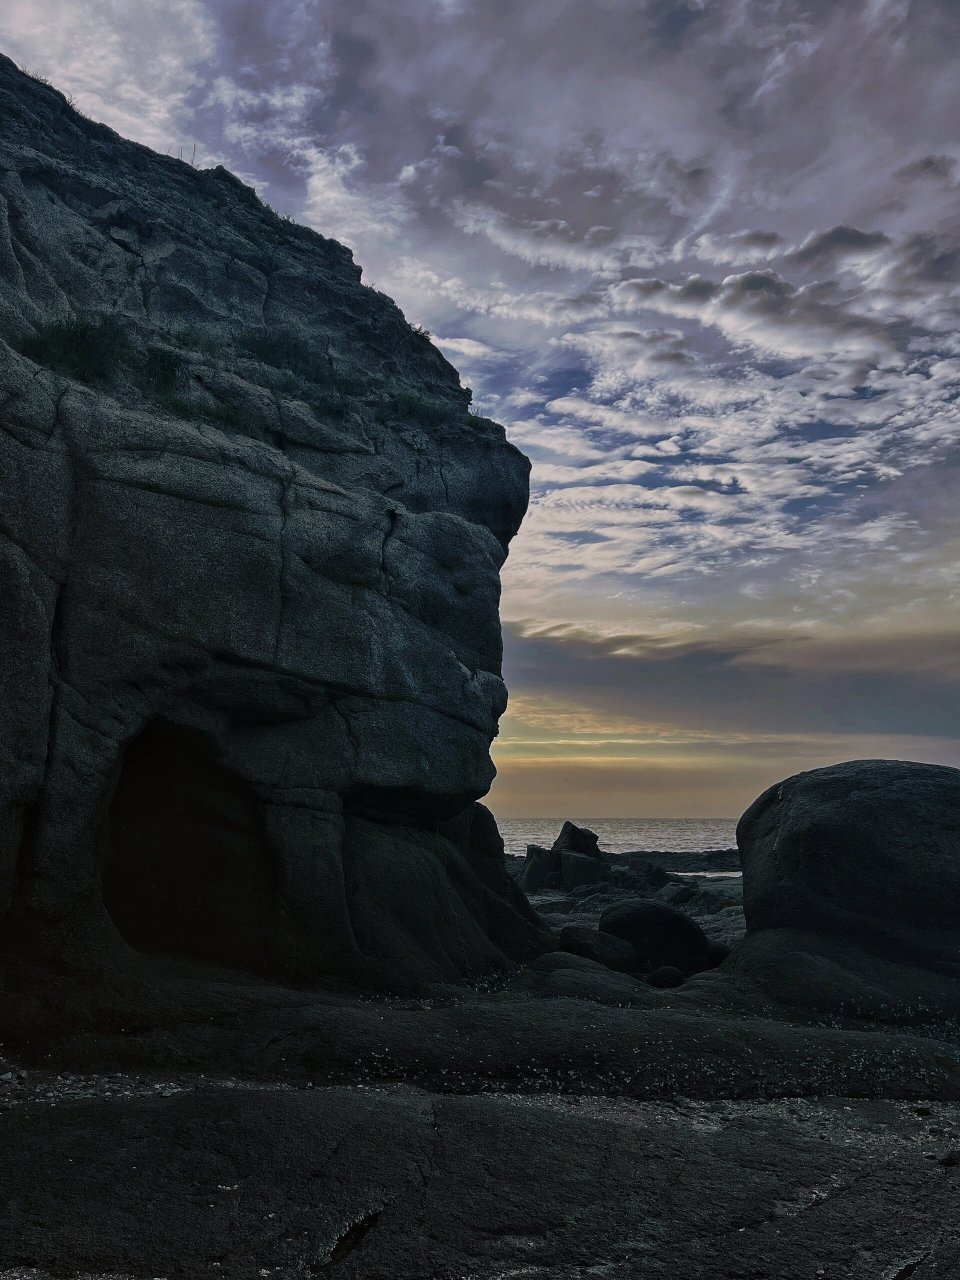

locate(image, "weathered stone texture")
[[0, 55, 543, 988]]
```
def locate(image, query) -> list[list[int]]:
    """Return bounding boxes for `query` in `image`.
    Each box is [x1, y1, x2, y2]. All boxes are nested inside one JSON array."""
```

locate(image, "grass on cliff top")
[[391, 389, 453, 427], [20, 314, 128, 384]]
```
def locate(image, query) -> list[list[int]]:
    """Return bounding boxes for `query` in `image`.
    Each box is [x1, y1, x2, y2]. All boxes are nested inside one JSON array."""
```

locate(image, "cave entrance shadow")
[[104, 721, 276, 971]]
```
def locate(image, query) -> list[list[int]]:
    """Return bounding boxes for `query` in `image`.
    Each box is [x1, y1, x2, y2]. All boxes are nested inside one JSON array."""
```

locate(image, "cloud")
[[0, 0, 219, 156]]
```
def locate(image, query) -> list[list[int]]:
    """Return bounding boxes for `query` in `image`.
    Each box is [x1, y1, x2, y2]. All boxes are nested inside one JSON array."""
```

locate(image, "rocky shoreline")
[[2, 782, 960, 1276], [1, 55, 959, 1278]]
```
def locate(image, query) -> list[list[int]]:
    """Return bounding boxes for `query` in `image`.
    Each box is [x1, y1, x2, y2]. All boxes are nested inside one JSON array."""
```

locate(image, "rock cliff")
[[0, 54, 545, 990]]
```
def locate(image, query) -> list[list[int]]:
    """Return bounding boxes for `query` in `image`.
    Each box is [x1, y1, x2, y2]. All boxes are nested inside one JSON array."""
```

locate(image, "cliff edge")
[[0, 54, 544, 991]]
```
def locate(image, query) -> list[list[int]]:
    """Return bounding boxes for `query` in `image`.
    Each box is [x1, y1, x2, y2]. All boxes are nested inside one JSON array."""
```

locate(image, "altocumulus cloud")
[[4, 0, 960, 813]]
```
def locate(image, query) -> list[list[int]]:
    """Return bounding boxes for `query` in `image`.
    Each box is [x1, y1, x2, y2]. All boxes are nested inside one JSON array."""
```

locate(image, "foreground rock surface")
[[0, 55, 544, 991], [1, 1081, 959, 1280]]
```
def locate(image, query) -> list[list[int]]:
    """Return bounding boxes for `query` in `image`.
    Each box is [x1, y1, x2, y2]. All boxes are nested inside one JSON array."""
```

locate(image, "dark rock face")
[[733, 759, 960, 1018], [600, 900, 711, 976], [0, 56, 545, 990]]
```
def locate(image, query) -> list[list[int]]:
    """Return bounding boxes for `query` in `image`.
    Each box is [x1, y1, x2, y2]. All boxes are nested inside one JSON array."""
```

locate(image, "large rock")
[[552, 819, 605, 858], [733, 759, 960, 1019], [560, 849, 610, 890], [599, 900, 711, 976], [0, 56, 544, 992], [516, 844, 556, 893]]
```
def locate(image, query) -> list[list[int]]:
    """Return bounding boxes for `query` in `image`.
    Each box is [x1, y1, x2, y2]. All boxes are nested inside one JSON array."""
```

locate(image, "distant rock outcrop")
[[517, 820, 611, 893], [0, 56, 546, 991], [733, 760, 960, 1019]]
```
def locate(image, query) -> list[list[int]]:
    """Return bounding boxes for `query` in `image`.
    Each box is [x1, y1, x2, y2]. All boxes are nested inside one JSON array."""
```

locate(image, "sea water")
[[496, 816, 738, 859]]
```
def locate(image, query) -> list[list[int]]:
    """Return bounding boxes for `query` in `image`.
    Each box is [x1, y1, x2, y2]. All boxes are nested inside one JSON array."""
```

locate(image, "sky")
[[4, 0, 960, 817]]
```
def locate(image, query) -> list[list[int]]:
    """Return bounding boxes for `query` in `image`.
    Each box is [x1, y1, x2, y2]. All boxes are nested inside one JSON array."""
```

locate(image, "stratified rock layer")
[[733, 759, 960, 1019], [0, 55, 544, 989]]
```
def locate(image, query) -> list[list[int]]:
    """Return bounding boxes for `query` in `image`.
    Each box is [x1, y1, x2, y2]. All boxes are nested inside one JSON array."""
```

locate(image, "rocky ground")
[[2, 841, 960, 1277], [513, 853, 747, 951], [0, 1069, 959, 1278]]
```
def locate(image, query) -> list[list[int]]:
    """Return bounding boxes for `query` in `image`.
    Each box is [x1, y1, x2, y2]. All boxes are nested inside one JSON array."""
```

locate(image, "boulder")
[[557, 926, 636, 972], [552, 820, 606, 859], [599, 900, 711, 976], [0, 55, 542, 995], [517, 844, 557, 893], [732, 759, 960, 1019]]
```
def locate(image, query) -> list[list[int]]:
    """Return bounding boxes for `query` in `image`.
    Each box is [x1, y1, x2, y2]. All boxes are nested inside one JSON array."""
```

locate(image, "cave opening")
[[103, 720, 277, 970]]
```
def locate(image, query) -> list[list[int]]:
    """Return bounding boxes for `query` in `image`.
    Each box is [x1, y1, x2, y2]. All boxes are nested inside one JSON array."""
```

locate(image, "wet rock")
[[610, 859, 671, 894], [658, 882, 697, 907]]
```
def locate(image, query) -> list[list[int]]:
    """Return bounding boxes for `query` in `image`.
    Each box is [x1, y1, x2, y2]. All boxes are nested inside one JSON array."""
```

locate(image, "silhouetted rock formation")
[[517, 820, 612, 893], [0, 54, 545, 991], [733, 759, 960, 1019]]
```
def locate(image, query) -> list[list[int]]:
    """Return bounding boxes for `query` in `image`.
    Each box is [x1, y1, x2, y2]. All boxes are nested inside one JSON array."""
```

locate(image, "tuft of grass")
[[20, 314, 128, 384], [391, 389, 451, 427], [313, 389, 348, 419], [166, 324, 223, 360], [238, 327, 333, 385], [142, 347, 183, 396]]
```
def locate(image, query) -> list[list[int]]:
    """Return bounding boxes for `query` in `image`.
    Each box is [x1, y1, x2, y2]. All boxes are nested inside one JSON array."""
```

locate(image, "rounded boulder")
[[598, 900, 710, 977], [733, 759, 960, 1020]]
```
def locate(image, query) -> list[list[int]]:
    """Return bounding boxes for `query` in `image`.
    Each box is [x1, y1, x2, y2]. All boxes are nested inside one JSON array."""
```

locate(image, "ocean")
[[496, 817, 738, 859]]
